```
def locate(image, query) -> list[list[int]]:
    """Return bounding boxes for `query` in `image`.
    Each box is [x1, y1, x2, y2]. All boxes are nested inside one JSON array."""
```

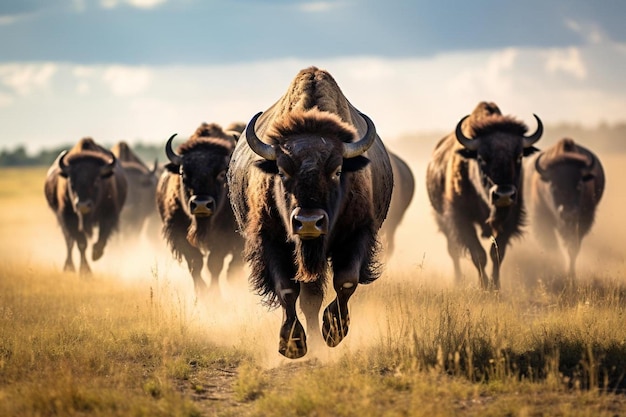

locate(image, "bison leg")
[[184, 249, 207, 297], [323, 267, 358, 348], [76, 233, 91, 277], [277, 281, 307, 359], [62, 229, 76, 273], [206, 247, 228, 296], [299, 281, 324, 350], [455, 222, 488, 289], [564, 239, 581, 279], [93, 216, 118, 261], [489, 234, 512, 290], [445, 238, 463, 285]]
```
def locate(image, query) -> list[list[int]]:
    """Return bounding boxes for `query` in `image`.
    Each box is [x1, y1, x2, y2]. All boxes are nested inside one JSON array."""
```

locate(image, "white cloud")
[[298, 2, 343, 13], [0, 63, 57, 95], [1, 39, 625, 152], [102, 66, 152, 96], [545, 47, 587, 80], [565, 19, 605, 44], [100, 0, 167, 9], [0, 15, 20, 25]]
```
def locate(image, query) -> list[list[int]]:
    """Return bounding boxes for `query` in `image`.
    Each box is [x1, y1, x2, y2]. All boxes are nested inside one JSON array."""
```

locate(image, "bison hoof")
[[322, 300, 350, 347], [279, 318, 307, 359], [92, 244, 104, 261], [63, 262, 75, 273], [79, 263, 92, 278]]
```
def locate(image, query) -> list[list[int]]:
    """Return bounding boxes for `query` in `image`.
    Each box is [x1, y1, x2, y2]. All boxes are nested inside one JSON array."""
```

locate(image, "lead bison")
[[426, 102, 542, 290], [44, 137, 128, 276], [111, 141, 159, 242], [227, 66, 393, 359], [525, 138, 605, 277], [156, 122, 243, 298]]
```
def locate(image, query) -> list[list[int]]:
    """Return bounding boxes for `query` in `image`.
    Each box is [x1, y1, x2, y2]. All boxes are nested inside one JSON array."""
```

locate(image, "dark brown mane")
[[265, 109, 357, 144], [541, 138, 589, 168], [191, 122, 229, 139], [65, 150, 112, 164], [177, 137, 234, 156], [470, 115, 529, 138]]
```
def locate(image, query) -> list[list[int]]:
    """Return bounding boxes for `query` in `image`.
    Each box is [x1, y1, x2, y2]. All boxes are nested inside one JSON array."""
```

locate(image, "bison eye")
[[516, 154, 523, 164], [216, 170, 226, 182], [332, 167, 342, 180], [278, 168, 290, 180]]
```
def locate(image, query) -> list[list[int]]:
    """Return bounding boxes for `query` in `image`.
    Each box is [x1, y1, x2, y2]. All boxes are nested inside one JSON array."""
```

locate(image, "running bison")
[[381, 152, 415, 260], [227, 66, 393, 359], [44, 137, 128, 276], [426, 101, 543, 290], [111, 141, 159, 242], [156, 123, 243, 298], [525, 138, 605, 277]]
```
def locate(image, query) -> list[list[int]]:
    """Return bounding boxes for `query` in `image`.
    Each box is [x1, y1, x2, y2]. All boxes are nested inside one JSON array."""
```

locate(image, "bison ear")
[[164, 163, 179, 173], [342, 156, 370, 172], [100, 170, 114, 179], [582, 173, 595, 182], [254, 160, 278, 174], [456, 149, 477, 159], [523, 146, 540, 157]]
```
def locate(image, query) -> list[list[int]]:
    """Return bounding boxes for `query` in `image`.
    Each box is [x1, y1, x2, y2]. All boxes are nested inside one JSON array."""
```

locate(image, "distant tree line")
[[1, 122, 625, 167], [0, 141, 167, 168]]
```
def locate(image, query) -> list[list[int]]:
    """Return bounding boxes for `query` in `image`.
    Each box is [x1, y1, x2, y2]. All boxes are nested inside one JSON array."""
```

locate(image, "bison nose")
[[75, 200, 93, 214], [189, 195, 216, 217], [291, 207, 329, 239], [490, 185, 517, 208]]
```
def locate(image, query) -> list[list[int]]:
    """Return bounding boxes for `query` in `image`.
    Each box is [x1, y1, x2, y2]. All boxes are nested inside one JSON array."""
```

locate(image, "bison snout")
[[189, 195, 216, 217], [490, 185, 517, 208], [75, 200, 93, 214], [291, 207, 329, 239]]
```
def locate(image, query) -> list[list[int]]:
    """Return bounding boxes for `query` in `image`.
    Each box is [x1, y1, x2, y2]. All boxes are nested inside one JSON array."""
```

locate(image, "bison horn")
[[165, 134, 182, 166], [343, 112, 377, 159], [57, 150, 69, 175], [534, 153, 548, 178], [151, 158, 159, 175], [523, 114, 543, 148], [100, 152, 117, 177], [455, 115, 480, 151], [245, 112, 277, 161]]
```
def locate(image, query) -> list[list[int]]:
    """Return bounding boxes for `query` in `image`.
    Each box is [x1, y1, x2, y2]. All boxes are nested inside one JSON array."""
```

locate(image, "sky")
[[1, 0, 626, 153]]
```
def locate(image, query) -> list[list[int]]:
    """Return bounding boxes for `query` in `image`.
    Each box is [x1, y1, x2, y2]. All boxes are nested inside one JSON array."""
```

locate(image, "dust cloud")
[[3, 151, 625, 363]]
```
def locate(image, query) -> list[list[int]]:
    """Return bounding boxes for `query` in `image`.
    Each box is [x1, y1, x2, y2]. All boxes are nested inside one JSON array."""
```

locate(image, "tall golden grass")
[[1, 157, 625, 416]]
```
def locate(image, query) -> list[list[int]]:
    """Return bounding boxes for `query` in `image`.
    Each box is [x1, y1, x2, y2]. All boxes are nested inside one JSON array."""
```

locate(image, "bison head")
[[58, 150, 117, 231], [534, 146, 596, 230], [245, 109, 375, 281], [165, 133, 232, 219], [456, 114, 542, 211]]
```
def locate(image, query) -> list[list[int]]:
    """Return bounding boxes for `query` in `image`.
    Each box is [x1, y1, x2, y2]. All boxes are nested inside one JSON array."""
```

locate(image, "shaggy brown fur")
[[426, 102, 541, 289], [44, 137, 127, 276], [228, 66, 393, 358], [156, 122, 243, 297], [525, 138, 605, 276]]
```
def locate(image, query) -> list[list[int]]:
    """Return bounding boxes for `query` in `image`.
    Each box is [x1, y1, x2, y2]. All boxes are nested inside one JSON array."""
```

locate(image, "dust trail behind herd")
[[3, 150, 625, 365]]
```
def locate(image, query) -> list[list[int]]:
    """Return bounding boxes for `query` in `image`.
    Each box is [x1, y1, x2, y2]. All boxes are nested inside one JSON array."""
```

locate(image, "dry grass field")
[[1, 150, 625, 416]]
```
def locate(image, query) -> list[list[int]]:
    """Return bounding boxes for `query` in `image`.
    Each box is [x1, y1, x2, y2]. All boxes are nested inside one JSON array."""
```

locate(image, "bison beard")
[[294, 238, 329, 283], [186, 217, 212, 250]]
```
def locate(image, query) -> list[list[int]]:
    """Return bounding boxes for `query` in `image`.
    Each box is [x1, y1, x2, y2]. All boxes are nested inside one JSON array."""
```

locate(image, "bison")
[[156, 122, 243, 298], [381, 152, 415, 260], [525, 138, 605, 277], [227, 66, 393, 359], [110, 141, 159, 242], [426, 101, 542, 290], [44, 137, 128, 276]]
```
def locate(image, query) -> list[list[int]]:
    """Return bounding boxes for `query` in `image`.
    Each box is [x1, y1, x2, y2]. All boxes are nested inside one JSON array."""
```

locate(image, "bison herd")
[[44, 66, 605, 359]]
